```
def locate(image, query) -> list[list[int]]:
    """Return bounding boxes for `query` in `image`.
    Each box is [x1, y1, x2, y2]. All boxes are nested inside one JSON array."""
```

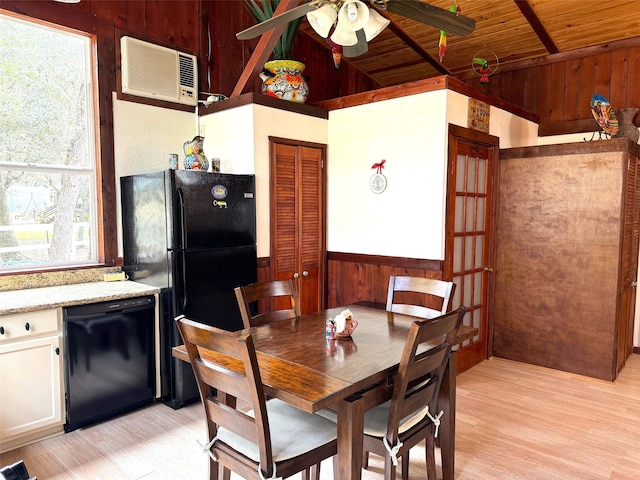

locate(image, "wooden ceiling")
[[298, 0, 640, 87]]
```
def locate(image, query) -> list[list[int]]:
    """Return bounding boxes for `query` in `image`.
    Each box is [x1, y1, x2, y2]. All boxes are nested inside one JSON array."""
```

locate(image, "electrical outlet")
[[104, 272, 127, 282]]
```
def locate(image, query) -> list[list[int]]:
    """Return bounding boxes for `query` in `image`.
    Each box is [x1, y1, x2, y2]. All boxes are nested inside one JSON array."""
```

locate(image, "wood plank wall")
[[325, 253, 444, 308], [258, 254, 444, 310], [464, 43, 640, 136]]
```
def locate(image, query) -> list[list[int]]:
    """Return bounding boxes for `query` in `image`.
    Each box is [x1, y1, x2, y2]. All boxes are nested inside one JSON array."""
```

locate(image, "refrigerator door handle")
[[176, 188, 187, 249], [176, 189, 189, 310], [179, 250, 188, 311]]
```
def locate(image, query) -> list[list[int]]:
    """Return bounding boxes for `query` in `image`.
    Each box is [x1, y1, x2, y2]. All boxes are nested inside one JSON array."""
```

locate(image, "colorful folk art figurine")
[[438, 3, 461, 62], [590, 94, 619, 137], [183, 135, 209, 171]]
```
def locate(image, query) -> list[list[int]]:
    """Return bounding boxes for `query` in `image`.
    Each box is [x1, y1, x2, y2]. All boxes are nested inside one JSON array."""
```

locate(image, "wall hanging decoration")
[[586, 94, 618, 141], [370, 159, 387, 194], [469, 98, 490, 133], [472, 46, 498, 85]]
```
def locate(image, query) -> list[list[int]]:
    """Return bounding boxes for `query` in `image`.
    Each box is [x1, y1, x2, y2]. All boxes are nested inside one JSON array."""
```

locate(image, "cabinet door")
[[0, 334, 63, 441], [617, 154, 640, 373], [270, 139, 326, 314]]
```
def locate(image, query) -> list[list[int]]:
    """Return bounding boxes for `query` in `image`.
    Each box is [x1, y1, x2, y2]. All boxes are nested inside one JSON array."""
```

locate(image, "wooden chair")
[[234, 279, 300, 328], [362, 307, 466, 480], [175, 315, 337, 480], [386, 275, 456, 319]]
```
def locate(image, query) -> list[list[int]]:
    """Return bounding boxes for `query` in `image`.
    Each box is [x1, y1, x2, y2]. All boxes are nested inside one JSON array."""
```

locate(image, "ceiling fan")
[[236, 0, 476, 57]]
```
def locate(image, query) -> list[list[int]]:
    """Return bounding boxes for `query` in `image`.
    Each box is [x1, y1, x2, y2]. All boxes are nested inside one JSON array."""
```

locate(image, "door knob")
[[483, 266, 494, 272], [293, 272, 299, 279], [302, 271, 309, 277], [631, 281, 638, 287]]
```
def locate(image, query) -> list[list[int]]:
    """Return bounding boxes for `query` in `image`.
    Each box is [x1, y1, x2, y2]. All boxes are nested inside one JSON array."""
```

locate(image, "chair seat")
[[318, 403, 430, 438], [363, 401, 431, 438], [217, 399, 337, 463]]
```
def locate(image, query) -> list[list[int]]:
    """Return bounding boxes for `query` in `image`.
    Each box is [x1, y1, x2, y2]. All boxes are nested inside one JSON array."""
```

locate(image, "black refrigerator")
[[120, 170, 257, 408]]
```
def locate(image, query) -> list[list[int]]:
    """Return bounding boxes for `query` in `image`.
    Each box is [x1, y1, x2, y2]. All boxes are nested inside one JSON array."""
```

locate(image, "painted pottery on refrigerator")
[[183, 136, 209, 171]]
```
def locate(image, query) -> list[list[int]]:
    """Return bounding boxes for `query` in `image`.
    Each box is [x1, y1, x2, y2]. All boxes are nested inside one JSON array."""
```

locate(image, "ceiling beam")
[[382, 12, 452, 75], [231, 0, 301, 98], [514, 0, 559, 54]]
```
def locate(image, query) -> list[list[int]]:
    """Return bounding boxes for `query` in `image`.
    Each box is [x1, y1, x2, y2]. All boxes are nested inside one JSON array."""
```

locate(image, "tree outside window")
[[0, 12, 99, 272]]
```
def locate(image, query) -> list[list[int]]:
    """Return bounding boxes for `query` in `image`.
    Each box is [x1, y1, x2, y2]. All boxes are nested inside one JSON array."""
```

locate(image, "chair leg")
[[306, 463, 321, 480], [207, 456, 219, 480], [426, 434, 437, 480], [220, 465, 230, 480], [401, 452, 409, 480], [384, 456, 397, 480]]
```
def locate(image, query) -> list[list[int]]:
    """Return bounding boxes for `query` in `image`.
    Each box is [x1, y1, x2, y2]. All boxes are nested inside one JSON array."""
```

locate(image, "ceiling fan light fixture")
[[337, 0, 369, 32], [306, 4, 338, 38], [330, 22, 359, 46], [363, 8, 390, 41]]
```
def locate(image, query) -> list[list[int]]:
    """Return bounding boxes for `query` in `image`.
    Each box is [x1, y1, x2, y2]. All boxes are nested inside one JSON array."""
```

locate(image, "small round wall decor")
[[370, 160, 387, 194]]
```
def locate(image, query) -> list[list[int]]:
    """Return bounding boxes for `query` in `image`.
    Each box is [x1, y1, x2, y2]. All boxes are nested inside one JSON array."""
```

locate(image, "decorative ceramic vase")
[[183, 135, 209, 170], [260, 59, 309, 104], [616, 108, 639, 143]]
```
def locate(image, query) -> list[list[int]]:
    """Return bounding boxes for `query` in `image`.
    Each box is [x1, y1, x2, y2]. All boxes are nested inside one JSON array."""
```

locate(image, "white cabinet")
[[0, 309, 64, 453]]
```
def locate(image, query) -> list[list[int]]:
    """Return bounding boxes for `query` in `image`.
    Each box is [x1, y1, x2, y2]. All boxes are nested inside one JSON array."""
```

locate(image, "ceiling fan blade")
[[343, 29, 368, 58], [384, 0, 476, 37], [236, 3, 316, 40]]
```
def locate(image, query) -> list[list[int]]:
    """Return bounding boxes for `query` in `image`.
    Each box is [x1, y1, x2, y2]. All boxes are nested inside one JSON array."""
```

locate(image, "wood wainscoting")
[[326, 252, 444, 308], [258, 252, 444, 312]]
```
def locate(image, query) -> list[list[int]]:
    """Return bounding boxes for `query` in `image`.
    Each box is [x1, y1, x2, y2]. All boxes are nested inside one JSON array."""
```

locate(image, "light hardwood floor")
[[1, 355, 638, 479]]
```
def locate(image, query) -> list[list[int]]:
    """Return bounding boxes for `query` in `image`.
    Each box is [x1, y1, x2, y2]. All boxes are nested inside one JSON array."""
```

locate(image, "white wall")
[[112, 91, 639, 348], [327, 90, 539, 261], [328, 91, 448, 259], [199, 104, 327, 257], [113, 93, 194, 257], [445, 90, 539, 148]]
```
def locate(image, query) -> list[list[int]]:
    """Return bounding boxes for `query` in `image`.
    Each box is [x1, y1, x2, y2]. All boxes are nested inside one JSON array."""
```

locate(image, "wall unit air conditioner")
[[120, 36, 198, 106]]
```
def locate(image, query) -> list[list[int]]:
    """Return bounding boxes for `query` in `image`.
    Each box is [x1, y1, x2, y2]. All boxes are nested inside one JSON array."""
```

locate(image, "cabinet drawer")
[[0, 309, 59, 341]]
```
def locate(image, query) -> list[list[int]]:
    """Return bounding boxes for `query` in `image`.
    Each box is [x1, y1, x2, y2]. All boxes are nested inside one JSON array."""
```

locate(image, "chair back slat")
[[386, 275, 456, 319], [175, 316, 273, 467], [386, 307, 466, 440], [235, 279, 300, 328]]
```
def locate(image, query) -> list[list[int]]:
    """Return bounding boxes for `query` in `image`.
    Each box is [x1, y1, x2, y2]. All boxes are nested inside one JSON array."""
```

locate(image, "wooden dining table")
[[173, 303, 477, 480]]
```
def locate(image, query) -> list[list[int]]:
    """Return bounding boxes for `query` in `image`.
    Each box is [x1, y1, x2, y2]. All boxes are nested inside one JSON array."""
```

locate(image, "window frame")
[[0, 7, 116, 275]]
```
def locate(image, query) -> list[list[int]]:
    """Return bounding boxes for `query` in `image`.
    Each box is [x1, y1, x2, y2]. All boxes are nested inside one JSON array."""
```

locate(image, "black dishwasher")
[[63, 295, 155, 432]]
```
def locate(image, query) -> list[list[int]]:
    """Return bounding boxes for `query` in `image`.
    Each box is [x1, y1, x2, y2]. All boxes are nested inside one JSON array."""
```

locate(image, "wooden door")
[[270, 138, 326, 314], [617, 153, 640, 374], [444, 125, 499, 374]]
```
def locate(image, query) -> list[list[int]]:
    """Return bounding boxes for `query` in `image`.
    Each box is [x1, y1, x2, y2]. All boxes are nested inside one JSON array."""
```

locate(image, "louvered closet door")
[[617, 153, 640, 374], [270, 139, 326, 314]]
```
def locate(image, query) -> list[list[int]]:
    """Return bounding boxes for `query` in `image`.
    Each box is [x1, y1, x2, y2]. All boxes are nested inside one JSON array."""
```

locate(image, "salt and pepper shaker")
[[325, 318, 336, 340]]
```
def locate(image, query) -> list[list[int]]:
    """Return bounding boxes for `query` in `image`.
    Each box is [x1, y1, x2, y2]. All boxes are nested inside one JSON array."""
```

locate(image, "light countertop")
[[0, 281, 160, 316]]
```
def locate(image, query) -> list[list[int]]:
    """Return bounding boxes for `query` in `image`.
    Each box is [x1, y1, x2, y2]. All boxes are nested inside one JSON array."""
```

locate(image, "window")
[[0, 11, 100, 272]]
